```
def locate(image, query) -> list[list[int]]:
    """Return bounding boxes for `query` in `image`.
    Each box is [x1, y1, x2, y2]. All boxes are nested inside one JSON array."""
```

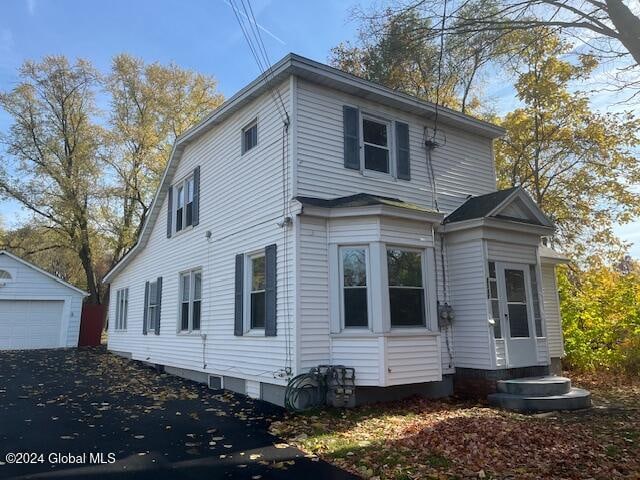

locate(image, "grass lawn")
[[269, 373, 640, 479]]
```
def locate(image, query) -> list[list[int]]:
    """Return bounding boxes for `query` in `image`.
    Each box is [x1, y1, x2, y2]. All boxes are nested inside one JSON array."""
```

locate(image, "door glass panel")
[[508, 304, 530, 337], [505, 269, 529, 338], [505, 269, 526, 302]]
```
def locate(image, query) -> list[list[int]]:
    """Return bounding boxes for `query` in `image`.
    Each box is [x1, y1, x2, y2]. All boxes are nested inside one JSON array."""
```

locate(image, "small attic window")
[[0, 269, 13, 283]]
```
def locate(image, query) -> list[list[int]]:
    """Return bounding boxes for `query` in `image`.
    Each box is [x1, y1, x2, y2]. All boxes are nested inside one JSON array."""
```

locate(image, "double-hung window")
[[147, 280, 159, 332], [242, 120, 258, 154], [487, 262, 501, 338], [362, 116, 390, 174], [174, 175, 194, 233], [387, 248, 426, 327], [114, 287, 128, 330], [179, 269, 202, 332], [248, 254, 266, 329], [340, 247, 369, 328]]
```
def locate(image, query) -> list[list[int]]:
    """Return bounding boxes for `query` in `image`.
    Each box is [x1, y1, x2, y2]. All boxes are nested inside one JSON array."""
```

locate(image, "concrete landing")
[[488, 376, 591, 412]]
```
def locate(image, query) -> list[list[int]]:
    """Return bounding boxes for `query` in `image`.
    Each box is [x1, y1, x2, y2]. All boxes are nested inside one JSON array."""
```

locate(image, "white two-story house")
[[104, 54, 580, 408]]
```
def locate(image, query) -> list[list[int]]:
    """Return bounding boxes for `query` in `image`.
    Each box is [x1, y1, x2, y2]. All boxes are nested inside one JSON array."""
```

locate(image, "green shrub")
[[558, 263, 640, 375]]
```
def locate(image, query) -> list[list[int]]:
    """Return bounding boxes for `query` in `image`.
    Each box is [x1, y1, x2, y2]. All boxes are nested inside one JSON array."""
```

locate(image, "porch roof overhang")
[[539, 246, 571, 264], [440, 217, 555, 236], [442, 186, 555, 235]]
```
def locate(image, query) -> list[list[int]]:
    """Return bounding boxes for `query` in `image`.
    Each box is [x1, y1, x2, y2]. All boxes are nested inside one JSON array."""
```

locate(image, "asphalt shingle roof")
[[296, 193, 439, 214], [443, 187, 520, 224]]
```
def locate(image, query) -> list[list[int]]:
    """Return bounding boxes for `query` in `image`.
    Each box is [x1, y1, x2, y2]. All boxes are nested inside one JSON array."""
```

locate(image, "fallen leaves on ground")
[[271, 372, 640, 479]]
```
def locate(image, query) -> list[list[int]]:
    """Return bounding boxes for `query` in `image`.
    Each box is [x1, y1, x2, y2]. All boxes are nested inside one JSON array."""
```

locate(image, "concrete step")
[[488, 387, 592, 413], [497, 376, 571, 396]]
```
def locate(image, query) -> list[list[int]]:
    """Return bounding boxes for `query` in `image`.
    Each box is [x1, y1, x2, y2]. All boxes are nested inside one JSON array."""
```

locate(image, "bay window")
[[340, 247, 369, 328], [387, 248, 426, 327]]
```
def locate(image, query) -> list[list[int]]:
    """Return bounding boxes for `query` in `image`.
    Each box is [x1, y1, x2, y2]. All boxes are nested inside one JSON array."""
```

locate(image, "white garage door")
[[0, 300, 65, 350]]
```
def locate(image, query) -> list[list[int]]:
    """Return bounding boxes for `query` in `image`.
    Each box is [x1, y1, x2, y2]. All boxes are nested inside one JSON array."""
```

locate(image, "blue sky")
[[1, 0, 638, 257]]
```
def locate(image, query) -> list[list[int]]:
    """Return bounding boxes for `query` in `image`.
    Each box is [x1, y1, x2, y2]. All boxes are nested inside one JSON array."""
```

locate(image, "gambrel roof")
[[104, 54, 505, 283]]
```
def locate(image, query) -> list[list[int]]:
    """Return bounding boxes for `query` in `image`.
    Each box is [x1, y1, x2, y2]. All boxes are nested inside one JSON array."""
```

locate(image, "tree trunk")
[[605, 0, 640, 66]]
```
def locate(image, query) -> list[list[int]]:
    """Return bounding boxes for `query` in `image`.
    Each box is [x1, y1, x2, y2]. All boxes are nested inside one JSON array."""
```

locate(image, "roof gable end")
[[0, 251, 88, 296]]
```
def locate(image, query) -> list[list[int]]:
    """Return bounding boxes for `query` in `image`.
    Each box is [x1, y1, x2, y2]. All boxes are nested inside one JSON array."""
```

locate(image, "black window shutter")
[[142, 281, 149, 335], [343, 105, 360, 170], [166, 186, 173, 238], [234, 254, 244, 336], [193, 166, 200, 226], [396, 121, 411, 180], [155, 276, 162, 335], [265, 243, 277, 337]]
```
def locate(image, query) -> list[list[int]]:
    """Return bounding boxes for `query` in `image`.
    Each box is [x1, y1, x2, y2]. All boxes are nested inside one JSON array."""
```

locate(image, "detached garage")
[[0, 251, 87, 350]]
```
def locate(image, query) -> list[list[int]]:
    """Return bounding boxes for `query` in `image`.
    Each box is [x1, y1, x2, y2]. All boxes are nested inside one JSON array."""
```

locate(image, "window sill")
[[361, 169, 395, 181], [176, 331, 202, 336], [330, 329, 439, 338], [172, 224, 195, 238], [243, 329, 266, 337]]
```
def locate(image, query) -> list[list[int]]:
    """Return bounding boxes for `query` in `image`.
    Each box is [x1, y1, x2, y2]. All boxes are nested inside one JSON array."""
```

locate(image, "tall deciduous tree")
[[0, 57, 104, 303], [366, 0, 640, 95], [494, 30, 640, 260], [104, 55, 223, 264], [331, 6, 508, 114]]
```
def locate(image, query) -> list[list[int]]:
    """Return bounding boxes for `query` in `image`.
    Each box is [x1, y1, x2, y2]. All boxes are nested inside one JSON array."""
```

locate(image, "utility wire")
[[242, 0, 289, 123], [229, 0, 288, 124], [432, 0, 448, 142]]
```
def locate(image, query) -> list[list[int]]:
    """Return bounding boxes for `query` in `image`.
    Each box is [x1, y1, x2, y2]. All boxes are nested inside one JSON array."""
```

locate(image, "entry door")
[[497, 263, 537, 368]]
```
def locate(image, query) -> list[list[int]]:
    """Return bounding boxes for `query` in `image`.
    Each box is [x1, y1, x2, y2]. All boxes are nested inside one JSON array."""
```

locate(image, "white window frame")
[[178, 269, 202, 333], [114, 287, 128, 331], [386, 246, 428, 328], [360, 113, 394, 177], [244, 251, 266, 332], [242, 119, 258, 154], [146, 280, 158, 332], [487, 261, 502, 338], [339, 245, 372, 330], [173, 174, 195, 234]]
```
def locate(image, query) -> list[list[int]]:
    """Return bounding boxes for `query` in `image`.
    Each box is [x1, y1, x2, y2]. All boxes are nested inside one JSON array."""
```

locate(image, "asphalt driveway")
[[0, 348, 357, 480]]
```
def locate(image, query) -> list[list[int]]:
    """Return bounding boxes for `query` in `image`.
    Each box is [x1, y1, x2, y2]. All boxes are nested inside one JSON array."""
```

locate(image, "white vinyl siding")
[[487, 241, 537, 264], [541, 263, 565, 358], [296, 79, 496, 214], [107, 80, 296, 385], [447, 238, 494, 369]]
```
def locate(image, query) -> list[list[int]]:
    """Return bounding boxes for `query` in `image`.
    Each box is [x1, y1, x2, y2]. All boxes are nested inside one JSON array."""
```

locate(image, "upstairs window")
[[174, 175, 194, 233], [340, 247, 369, 328], [242, 120, 258, 154], [362, 116, 390, 174], [387, 248, 426, 327], [179, 269, 202, 332]]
